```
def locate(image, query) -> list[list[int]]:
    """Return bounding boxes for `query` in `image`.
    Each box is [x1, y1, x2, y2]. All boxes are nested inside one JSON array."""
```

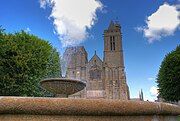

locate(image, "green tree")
[[157, 45, 180, 102], [44, 48, 61, 78], [0, 29, 61, 96], [0, 26, 5, 39]]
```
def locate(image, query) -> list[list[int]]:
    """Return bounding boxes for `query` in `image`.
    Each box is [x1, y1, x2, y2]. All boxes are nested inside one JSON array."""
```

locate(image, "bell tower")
[[103, 21, 129, 100], [103, 21, 124, 68]]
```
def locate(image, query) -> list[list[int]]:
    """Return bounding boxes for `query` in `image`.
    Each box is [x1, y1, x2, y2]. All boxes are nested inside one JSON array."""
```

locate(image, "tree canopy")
[[157, 45, 180, 102], [0, 28, 61, 96]]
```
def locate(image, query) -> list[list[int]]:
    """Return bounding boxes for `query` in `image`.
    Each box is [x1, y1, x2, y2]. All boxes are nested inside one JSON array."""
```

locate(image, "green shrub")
[[0, 28, 61, 96], [157, 45, 180, 102]]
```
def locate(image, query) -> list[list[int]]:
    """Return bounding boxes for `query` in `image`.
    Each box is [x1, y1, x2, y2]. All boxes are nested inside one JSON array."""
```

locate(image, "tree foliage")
[[157, 45, 180, 102], [0, 28, 61, 96]]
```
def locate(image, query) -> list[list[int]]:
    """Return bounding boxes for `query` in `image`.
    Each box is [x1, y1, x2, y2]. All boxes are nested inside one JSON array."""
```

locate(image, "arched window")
[[113, 36, 115, 50], [89, 69, 101, 80], [110, 36, 113, 51]]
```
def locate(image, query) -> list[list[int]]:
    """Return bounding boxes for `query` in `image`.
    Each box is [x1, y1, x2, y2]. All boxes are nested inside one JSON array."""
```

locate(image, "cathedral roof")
[[89, 51, 103, 64]]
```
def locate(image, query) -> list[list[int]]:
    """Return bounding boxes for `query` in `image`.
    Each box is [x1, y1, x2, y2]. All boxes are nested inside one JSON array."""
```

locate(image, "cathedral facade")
[[63, 21, 130, 100]]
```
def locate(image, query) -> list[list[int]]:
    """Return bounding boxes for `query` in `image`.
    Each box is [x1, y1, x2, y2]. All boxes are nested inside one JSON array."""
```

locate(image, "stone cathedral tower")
[[64, 21, 130, 100], [103, 21, 129, 99]]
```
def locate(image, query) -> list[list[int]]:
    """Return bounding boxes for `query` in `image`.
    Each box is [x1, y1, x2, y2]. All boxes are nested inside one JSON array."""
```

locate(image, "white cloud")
[[25, 27, 31, 32], [40, 0, 103, 47], [150, 86, 158, 96], [148, 77, 155, 81], [137, 3, 180, 43], [149, 86, 158, 101], [39, 0, 49, 9]]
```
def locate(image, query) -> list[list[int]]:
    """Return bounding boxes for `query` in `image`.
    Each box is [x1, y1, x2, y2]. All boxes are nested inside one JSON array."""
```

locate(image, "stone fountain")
[[40, 78, 86, 97], [0, 78, 179, 121]]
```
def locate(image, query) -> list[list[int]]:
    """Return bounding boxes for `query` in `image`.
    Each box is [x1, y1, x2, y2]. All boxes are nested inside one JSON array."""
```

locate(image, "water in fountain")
[[60, 57, 67, 78]]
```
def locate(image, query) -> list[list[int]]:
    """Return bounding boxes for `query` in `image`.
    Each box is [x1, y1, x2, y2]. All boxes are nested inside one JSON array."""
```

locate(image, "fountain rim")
[[0, 97, 179, 116], [40, 78, 86, 85]]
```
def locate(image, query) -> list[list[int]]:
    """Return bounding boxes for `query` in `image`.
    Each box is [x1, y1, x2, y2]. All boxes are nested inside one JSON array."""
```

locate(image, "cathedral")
[[63, 21, 130, 100]]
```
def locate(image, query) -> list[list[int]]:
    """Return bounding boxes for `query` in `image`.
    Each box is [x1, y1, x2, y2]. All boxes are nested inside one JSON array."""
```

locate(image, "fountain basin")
[[0, 97, 179, 121], [40, 78, 86, 97]]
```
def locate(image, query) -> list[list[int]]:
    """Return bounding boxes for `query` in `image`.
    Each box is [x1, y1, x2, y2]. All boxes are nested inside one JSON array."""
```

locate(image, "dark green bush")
[[157, 45, 180, 102], [0, 27, 61, 96]]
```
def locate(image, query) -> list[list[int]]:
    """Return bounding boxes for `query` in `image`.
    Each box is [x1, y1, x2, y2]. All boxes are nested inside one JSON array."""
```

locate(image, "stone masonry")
[[63, 21, 130, 100]]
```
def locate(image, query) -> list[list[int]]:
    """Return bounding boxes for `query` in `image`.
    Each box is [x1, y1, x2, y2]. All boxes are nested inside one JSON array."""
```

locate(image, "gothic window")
[[89, 69, 101, 80], [110, 36, 115, 51], [110, 36, 113, 51], [113, 36, 115, 50]]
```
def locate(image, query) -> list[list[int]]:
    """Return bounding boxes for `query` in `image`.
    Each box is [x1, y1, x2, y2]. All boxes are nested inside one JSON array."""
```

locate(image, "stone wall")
[[0, 97, 179, 121], [0, 115, 178, 121]]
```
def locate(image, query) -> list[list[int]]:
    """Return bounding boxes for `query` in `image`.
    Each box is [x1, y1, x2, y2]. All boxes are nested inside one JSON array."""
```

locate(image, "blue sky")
[[0, 0, 179, 101]]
